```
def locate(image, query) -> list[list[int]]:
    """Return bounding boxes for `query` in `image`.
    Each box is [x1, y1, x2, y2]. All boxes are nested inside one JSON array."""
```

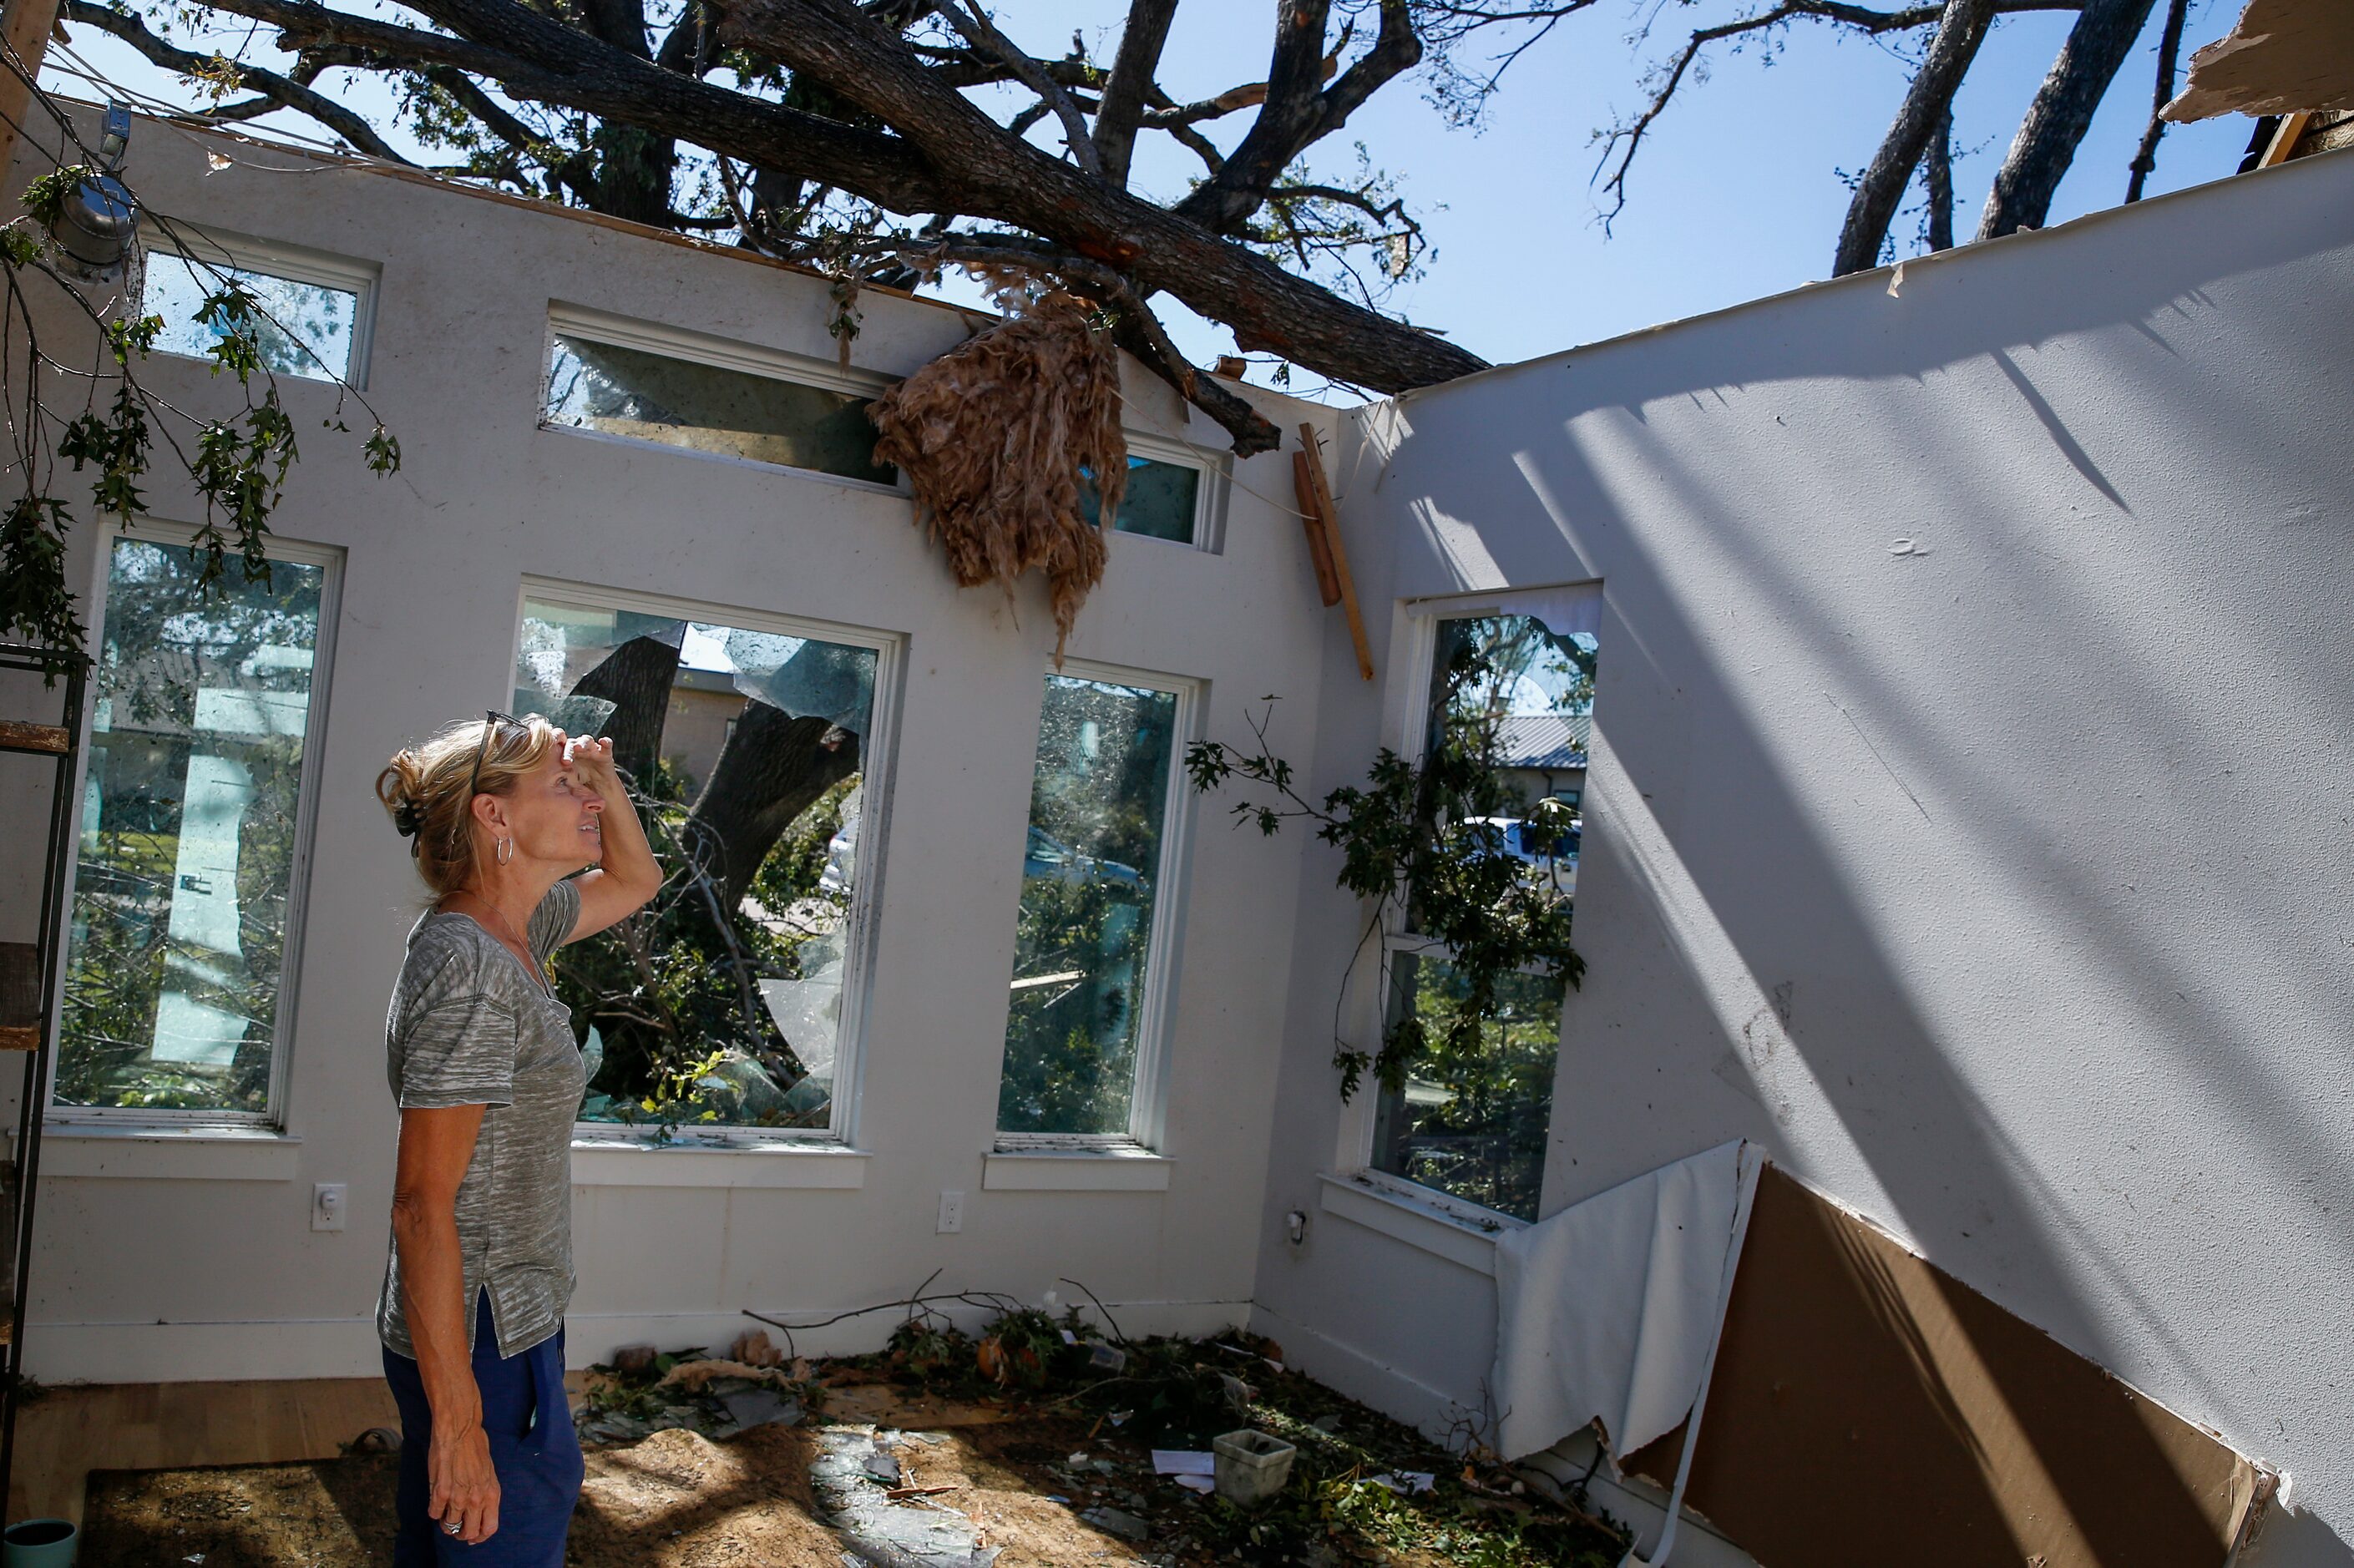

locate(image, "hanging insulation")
[[868, 288, 1126, 659]]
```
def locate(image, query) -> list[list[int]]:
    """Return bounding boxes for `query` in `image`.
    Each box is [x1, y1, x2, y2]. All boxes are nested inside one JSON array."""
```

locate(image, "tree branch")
[[61, 0, 413, 161], [2124, 0, 2188, 202], [1091, 0, 1176, 185], [927, 0, 1102, 175], [203, 0, 949, 208], [1977, 0, 2155, 239], [1178, 0, 1418, 235], [1833, 0, 1996, 276], [1595, 0, 2077, 226]]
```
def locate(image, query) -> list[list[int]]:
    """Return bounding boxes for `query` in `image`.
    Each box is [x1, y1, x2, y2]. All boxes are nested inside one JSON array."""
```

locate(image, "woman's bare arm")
[[392, 1103, 502, 1545], [561, 735, 662, 942]]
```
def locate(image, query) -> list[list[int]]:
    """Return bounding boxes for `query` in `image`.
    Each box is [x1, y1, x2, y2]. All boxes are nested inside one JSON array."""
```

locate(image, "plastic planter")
[[1212, 1429, 1297, 1506]]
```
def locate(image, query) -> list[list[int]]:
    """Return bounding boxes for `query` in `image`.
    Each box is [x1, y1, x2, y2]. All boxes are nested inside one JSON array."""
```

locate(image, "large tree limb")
[[209, 0, 949, 208], [1976, 0, 2156, 239], [62, 0, 413, 160], [191, 0, 1487, 420], [1833, 0, 1997, 276]]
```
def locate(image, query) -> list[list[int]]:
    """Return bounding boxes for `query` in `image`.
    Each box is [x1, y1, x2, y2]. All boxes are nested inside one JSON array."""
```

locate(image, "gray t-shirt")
[[377, 878, 584, 1361]]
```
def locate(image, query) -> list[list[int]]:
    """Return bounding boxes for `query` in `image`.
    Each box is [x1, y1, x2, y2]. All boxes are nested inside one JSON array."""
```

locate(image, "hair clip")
[[392, 799, 428, 838]]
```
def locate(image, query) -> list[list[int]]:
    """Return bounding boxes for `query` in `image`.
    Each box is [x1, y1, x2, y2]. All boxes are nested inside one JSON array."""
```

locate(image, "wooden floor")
[[7, 1378, 402, 1526]]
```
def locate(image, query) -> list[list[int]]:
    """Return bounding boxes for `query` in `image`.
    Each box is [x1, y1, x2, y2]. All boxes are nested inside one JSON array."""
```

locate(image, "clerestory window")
[[510, 584, 898, 1141], [1368, 606, 1596, 1222], [539, 306, 898, 488], [55, 527, 339, 1122], [995, 664, 1195, 1146], [1077, 430, 1228, 549], [144, 226, 376, 386]]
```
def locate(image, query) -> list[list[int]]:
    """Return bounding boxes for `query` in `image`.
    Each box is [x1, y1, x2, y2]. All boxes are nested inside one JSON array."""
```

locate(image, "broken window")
[[997, 668, 1190, 1141], [513, 589, 891, 1137], [1370, 610, 1596, 1221], [144, 230, 372, 384], [56, 533, 334, 1119], [541, 310, 895, 486]]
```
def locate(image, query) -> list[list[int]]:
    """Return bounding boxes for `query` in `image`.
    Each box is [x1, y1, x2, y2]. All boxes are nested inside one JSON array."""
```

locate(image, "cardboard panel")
[[1625, 1168, 2265, 1568]]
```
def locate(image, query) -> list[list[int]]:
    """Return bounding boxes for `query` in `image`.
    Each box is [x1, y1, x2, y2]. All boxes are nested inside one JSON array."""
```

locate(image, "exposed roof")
[[1496, 713, 1590, 771]]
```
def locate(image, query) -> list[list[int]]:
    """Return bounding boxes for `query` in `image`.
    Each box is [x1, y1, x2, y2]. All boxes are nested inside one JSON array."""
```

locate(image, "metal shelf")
[[0, 641, 87, 1519]]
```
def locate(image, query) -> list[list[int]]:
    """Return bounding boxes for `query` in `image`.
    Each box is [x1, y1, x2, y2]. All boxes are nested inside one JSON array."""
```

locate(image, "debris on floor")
[[74, 1312, 1629, 1566]]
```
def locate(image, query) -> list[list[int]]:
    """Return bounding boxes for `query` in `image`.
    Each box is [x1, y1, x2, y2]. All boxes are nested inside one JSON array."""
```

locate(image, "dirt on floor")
[[77, 1331, 1628, 1568]]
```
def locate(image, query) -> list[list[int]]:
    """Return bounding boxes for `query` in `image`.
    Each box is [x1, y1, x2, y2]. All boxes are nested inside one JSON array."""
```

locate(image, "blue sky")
[[39, 0, 2256, 381]]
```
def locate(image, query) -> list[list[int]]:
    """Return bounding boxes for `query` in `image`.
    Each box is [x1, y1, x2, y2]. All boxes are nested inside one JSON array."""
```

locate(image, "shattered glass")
[[514, 593, 882, 1133], [544, 333, 896, 485]]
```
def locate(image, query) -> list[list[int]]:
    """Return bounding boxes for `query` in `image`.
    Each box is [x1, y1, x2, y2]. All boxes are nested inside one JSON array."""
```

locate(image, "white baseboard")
[[1244, 1300, 1481, 1443], [21, 1297, 1258, 1383], [23, 1318, 387, 1383]]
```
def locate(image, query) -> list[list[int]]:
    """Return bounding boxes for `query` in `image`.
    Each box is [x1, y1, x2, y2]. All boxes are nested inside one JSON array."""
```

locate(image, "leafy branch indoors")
[[53, 0, 2207, 459], [0, 86, 399, 674], [1187, 617, 1590, 1102]]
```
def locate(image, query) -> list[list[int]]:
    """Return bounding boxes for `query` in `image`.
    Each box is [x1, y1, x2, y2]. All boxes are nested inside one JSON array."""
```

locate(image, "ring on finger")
[[443, 1520, 463, 1535]]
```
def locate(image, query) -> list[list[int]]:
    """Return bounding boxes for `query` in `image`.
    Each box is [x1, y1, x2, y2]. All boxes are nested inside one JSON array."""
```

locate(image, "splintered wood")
[[1291, 424, 1374, 681]]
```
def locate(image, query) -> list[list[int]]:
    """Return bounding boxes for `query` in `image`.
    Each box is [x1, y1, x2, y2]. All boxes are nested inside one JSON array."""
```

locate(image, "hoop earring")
[[496, 836, 514, 866]]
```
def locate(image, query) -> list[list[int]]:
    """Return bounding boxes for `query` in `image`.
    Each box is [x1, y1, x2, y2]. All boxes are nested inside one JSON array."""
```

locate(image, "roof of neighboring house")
[[1496, 713, 1591, 771]]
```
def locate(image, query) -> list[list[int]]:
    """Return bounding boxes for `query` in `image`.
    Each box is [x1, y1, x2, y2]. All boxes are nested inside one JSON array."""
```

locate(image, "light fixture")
[[52, 104, 139, 278]]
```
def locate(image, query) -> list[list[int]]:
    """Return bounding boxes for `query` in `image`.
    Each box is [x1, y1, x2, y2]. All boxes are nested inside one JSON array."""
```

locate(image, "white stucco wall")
[[1248, 149, 2354, 1564], [2, 109, 1337, 1384]]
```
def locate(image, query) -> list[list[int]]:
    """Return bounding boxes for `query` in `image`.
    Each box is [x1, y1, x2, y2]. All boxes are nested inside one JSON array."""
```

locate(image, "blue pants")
[[382, 1294, 584, 1566]]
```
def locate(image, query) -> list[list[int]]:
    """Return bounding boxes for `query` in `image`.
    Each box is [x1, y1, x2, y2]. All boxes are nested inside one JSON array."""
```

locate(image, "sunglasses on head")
[[464, 709, 528, 803]]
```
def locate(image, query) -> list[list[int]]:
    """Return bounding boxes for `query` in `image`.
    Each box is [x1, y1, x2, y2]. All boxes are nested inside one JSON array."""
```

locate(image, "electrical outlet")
[[312, 1182, 347, 1232], [937, 1189, 964, 1234]]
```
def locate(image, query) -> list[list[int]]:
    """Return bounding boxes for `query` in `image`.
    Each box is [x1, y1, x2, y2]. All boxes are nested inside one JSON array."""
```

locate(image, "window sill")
[[1317, 1171, 1518, 1277], [570, 1137, 868, 1189], [983, 1147, 1173, 1192], [18, 1123, 301, 1182]]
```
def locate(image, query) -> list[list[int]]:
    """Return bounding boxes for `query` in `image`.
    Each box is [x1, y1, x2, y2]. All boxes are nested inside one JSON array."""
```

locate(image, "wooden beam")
[[2258, 109, 2316, 167], [1289, 451, 1342, 606], [1297, 422, 1374, 683], [0, 0, 65, 177]]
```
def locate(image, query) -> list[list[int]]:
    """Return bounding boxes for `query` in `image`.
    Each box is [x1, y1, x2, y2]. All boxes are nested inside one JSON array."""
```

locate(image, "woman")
[[374, 712, 661, 1560]]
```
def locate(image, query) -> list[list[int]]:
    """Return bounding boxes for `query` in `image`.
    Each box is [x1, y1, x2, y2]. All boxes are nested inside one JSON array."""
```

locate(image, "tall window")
[[513, 588, 893, 1140], [144, 229, 374, 385], [57, 534, 333, 1118], [1370, 612, 1595, 1221], [997, 668, 1191, 1143]]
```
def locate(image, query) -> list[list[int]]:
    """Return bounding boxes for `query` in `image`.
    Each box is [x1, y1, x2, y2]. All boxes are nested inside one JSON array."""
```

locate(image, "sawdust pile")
[[869, 288, 1126, 660]]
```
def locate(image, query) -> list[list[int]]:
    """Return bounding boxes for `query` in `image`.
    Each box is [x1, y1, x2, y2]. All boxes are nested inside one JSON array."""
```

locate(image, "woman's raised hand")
[[563, 733, 621, 795]]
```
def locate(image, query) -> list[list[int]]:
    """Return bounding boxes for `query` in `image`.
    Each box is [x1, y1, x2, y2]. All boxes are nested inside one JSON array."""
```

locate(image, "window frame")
[[992, 656, 1202, 1155], [511, 574, 904, 1150], [47, 519, 344, 1131], [1332, 586, 1599, 1226], [144, 224, 380, 388], [539, 302, 907, 495], [1111, 428, 1230, 554]]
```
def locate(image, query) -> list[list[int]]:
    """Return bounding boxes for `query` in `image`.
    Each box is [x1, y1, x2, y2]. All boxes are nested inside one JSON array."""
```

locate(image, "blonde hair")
[[377, 714, 563, 897]]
